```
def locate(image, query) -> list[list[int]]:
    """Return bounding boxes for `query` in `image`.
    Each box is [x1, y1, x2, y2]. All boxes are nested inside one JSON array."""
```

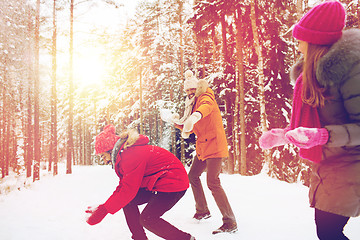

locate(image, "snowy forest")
[[1, 0, 360, 188]]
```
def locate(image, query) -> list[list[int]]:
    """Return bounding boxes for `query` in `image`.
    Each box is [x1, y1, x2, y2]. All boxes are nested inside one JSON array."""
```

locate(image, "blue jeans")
[[123, 188, 191, 240]]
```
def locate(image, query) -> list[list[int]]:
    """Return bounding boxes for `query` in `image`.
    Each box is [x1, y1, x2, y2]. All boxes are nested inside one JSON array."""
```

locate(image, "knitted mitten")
[[259, 128, 289, 149], [183, 112, 202, 133], [285, 127, 329, 149]]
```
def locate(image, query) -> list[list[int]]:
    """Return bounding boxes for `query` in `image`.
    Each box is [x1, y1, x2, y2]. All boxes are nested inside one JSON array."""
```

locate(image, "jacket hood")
[[290, 56, 304, 83], [195, 79, 209, 97], [317, 29, 360, 87], [111, 129, 149, 169], [113, 129, 149, 153], [119, 129, 149, 149]]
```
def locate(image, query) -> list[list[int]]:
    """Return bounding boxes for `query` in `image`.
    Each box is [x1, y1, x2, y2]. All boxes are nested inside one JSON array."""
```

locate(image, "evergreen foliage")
[[0, 0, 359, 185]]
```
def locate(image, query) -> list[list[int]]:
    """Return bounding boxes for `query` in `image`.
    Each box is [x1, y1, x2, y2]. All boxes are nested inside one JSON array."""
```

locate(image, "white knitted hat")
[[184, 70, 198, 91]]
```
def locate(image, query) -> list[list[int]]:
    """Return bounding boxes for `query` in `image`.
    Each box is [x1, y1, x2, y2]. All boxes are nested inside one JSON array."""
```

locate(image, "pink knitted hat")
[[293, 1, 346, 45], [95, 125, 120, 154]]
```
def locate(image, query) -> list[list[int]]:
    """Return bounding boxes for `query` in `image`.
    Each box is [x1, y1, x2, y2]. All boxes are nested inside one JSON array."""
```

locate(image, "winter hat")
[[184, 70, 198, 91], [95, 125, 120, 154], [293, 1, 346, 45]]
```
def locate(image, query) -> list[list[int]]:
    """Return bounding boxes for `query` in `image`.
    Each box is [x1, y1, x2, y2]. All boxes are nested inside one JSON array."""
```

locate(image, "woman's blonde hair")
[[302, 43, 331, 107]]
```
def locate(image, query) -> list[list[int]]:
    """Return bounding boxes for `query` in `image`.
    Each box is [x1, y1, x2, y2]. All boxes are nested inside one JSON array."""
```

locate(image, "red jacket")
[[103, 135, 189, 214]]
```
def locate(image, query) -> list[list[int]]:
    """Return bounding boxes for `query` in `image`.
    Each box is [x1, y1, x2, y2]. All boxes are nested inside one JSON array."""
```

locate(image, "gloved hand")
[[259, 128, 289, 149], [85, 205, 108, 226], [285, 127, 329, 149], [181, 131, 191, 139], [183, 112, 202, 133]]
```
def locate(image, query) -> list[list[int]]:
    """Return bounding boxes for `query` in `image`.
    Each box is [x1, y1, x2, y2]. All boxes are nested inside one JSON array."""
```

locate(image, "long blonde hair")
[[302, 43, 331, 107]]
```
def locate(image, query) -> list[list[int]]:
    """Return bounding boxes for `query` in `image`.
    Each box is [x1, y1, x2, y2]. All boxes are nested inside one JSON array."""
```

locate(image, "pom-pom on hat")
[[184, 70, 198, 91], [95, 125, 120, 154], [293, 1, 346, 45]]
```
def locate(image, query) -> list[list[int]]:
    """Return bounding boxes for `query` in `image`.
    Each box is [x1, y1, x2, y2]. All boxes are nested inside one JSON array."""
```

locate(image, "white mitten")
[[183, 112, 202, 133], [181, 131, 191, 139]]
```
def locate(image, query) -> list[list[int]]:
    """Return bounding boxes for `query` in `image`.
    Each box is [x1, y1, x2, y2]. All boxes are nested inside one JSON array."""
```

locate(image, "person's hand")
[[285, 127, 329, 149], [181, 131, 191, 139], [183, 112, 202, 133], [259, 128, 289, 149], [85, 205, 108, 226]]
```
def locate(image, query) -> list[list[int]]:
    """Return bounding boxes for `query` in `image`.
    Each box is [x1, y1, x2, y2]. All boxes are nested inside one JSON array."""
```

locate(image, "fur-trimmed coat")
[[291, 29, 360, 217], [177, 79, 229, 160], [103, 131, 189, 214]]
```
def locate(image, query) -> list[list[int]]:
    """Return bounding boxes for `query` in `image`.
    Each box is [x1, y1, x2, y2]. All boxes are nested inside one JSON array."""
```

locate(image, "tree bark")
[[235, 9, 247, 175], [51, 0, 58, 175], [249, 1, 271, 172], [67, 0, 74, 174], [33, 0, 41, 181], [178, 0, 185, 163]]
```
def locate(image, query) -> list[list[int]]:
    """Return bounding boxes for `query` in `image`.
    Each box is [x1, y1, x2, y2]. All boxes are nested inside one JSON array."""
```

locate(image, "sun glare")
[[74, 53, 106, 87]]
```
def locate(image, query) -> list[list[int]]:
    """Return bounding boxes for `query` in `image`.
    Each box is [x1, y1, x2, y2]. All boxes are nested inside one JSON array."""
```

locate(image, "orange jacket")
[[177, 81, 229, 161]]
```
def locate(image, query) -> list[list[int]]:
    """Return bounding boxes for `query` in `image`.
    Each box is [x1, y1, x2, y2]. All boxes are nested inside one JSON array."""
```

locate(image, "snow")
[[0, 165, 359, 240], [159, 108, 175, 123]]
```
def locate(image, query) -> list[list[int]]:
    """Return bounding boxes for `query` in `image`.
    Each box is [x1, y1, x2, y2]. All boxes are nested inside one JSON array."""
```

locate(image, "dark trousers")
[[188, 156, 236, 224], [123, 188, 191, 240], [315, 208, 350, 240]]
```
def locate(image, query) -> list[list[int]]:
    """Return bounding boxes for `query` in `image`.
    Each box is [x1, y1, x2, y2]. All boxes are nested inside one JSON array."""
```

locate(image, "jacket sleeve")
[[325, 124, 360, 147], [174, 123, 183, 130], [103, 155, 147, 214], [195, 95, 215, 118], [325, 64, 360, 147]]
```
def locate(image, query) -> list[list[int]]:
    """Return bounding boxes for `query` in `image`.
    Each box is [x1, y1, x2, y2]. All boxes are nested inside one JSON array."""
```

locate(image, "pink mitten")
[[285, 127, 329, 149], [259, 128, 289, 149]]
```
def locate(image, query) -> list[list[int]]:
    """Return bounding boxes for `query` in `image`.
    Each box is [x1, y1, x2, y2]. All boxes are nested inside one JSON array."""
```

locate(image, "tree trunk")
[[296, 0, 303, 20], [26, 85, 33, 178], [249, 1, 271, 172], [0, 84, 3, 178], [67, 0, 74, 174], [235, 9, 247, 175], [33, 0, 41, 181], [139, 68, 144, 134], [178, 0, 185, 163], [220, 13, 229, 63], [2, 78, 9, 177], [1, 61, 7, 178], [50, 0, 58, 175], [24, 8, 33, 178], [5, 122, 10, 176]]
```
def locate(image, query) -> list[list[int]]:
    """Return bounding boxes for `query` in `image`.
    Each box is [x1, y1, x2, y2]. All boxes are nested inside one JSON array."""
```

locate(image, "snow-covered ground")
[[0, 165, 359, 240]]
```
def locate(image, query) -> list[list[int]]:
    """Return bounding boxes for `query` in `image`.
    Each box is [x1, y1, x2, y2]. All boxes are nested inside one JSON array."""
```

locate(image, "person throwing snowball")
[[173, 70, 237, 234]]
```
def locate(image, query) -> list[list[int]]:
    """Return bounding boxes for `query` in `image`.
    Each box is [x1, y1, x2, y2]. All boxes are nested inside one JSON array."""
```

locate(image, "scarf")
[[174, 96, 196, 125], [289, 74, 323, 163]]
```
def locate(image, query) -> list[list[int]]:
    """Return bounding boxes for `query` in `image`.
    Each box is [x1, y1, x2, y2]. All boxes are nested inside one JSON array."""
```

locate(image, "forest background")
[[1, 0, 359, 188]]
